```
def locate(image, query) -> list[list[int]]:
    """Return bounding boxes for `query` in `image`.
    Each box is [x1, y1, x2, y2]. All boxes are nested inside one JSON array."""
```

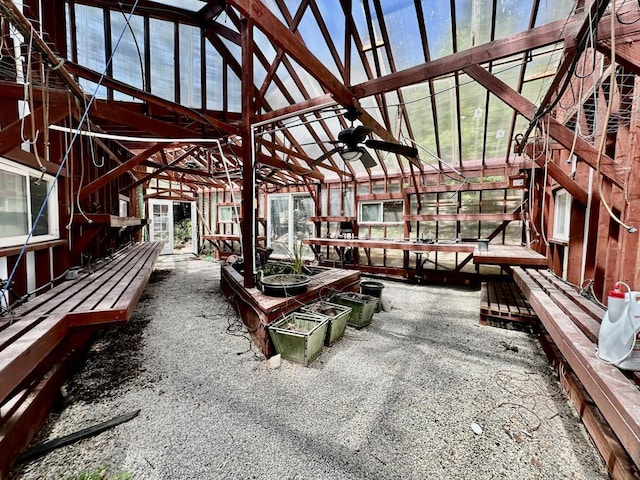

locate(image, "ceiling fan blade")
[[310, 147, 341, 166], [365, 139, 418, 158], [359, 149, 377, 168]]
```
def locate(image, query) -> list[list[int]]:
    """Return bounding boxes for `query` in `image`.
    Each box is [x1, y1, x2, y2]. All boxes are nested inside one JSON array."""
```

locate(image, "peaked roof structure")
[[0, 0, 604, 193]]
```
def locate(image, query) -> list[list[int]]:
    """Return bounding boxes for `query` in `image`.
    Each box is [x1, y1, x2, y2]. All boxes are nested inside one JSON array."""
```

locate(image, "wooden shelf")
[[308, 216, 356, 222], [473, 244, 547, 267], [404, 213, 523, 222], [303, 237, 475, 253], [72, 214, 146, 228]]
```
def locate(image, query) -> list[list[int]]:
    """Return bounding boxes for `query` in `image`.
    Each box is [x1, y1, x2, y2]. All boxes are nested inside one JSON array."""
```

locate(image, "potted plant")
[[268, 312, 329, 366], [257, 240, 312, 297]]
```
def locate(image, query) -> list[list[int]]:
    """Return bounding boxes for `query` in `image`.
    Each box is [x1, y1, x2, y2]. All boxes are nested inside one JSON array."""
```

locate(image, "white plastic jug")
[[597, 282, 640, 371]]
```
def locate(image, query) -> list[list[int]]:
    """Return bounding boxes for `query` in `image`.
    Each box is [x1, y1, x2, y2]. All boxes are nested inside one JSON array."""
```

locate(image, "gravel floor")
[[11, 254, 608, 480]]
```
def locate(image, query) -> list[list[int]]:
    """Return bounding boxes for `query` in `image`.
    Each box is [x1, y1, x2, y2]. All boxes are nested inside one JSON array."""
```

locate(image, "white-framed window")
[[0, 159, 60, 248], [267, 193, 314, 258], [218, 205, 238, 223], [358, 200, 404, 224], [552, 189, 571, 242]]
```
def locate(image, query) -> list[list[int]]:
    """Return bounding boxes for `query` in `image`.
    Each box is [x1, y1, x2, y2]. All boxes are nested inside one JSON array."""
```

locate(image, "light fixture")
[[340, 146, 364, 161]]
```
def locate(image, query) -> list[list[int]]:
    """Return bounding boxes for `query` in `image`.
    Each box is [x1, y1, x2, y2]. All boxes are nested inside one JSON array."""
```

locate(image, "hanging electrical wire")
[[0, 0, 143, 314], [595, 0, 637, 234]]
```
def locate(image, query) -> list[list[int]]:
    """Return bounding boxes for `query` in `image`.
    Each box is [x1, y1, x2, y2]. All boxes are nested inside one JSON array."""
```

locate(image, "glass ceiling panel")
[[264, 83, 291, 111], [350, 38, 369, 84], [110, 12, 144, 101], [485, 92, 515, 161], [298, 7, 342, 79], [227, 69, 241, 113], [383, 90, 401, 140], [315, 0, 346, 69], [179, 24, 202, 108], [433, 76, 459, 165], [149, 17, 175, 102], [262, 0, 287, 25], [285, 56, 325, 98], [253, 28, 277, 87], [74, 4, 107, 98], [378, 1, 425, 71], [219, 36, 241, 65], [205, 42, 223, 111], [216, 10, 239, 33], [494, 0, 533, 43], [401, 83, 437, 164], [352, 0, 374, 54], [456, 0, 495, 51], [150, 0, 205, 12], [422, 1, 453, 60], [535, 1, 575, 27], [457, 72, 486, 162], [520, 47, 564, 104]]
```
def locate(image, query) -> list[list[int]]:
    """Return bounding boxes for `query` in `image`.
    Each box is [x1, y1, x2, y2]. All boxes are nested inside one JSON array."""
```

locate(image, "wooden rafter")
[[0, 102, 71, 157], [463, 64, 622, 194], [79, 144, 165, 200], [66, 61, 238, 135], [352, 14, 587, 99]]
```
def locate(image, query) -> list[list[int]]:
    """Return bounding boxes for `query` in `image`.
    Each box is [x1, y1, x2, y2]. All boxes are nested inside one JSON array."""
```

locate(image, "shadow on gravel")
[[59, 269, 172, 406]]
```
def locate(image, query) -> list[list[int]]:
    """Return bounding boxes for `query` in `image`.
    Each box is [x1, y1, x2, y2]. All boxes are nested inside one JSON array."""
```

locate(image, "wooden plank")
[[513, 267, 640, 468], [304, 238, 475, 253], [81, 243, 161, 316], [473, 244, 547, 267], [0, 314, 68, 405], [479, 280, 537, 324], [7, 245, 141, 318], [538, 333, 640, 480], [404, 213, 522, 222], [0, 329, 93, 480]]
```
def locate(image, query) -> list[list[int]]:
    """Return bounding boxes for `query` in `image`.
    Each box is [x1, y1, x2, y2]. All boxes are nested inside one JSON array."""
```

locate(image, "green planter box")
[[301, 301, 352, 346], [333, 292, 378, 328], [268, 312, 329, 366]]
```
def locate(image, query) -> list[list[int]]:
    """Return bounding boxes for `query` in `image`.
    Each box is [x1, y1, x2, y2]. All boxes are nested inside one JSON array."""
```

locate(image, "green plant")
[[291, 239, 305, 274], [173, 218, 192, 246], [67, 466, 133, 480]]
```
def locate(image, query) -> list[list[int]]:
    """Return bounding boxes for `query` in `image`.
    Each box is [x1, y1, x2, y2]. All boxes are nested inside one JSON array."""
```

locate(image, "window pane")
[[219, 206, 232, 222], [30, 177, 49, 236], [361, 203, 380, 223], [179, 24, 202, 108], [74, 4, 107, 97], [149, 18, 175, 101], [269, 195, 289, 254], [206, 43, 223, 110], [111, 12, 145, 100], [382, 201, 403, 222], [0, 170, 28, 237]]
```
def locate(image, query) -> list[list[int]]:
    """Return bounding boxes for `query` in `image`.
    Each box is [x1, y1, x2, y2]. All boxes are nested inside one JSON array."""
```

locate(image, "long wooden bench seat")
[[0, 241, 162, 479], [513, 267, 640, 478]]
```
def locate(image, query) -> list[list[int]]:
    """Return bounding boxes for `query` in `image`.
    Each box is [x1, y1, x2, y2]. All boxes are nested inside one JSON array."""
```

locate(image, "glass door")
[[149, 199, 174, 254]]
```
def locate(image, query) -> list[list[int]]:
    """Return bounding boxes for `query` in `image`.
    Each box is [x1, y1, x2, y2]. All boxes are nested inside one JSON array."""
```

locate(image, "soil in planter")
[[284, 322, 310, 333], [305, 304, 338, 317], [340, 292, 371, 302]]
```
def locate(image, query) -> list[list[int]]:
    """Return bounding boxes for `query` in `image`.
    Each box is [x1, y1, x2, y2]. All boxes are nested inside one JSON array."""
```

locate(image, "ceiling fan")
[[312, 107, 419, 168]]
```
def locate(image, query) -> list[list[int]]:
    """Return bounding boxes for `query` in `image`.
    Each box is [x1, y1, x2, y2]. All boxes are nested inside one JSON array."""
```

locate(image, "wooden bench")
[[0, 241, 162, 479], [513, 267, 640, 479]]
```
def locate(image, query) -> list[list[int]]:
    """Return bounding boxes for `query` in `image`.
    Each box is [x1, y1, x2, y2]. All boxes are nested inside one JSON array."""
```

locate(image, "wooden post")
[[241, 16, 256, 288]]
